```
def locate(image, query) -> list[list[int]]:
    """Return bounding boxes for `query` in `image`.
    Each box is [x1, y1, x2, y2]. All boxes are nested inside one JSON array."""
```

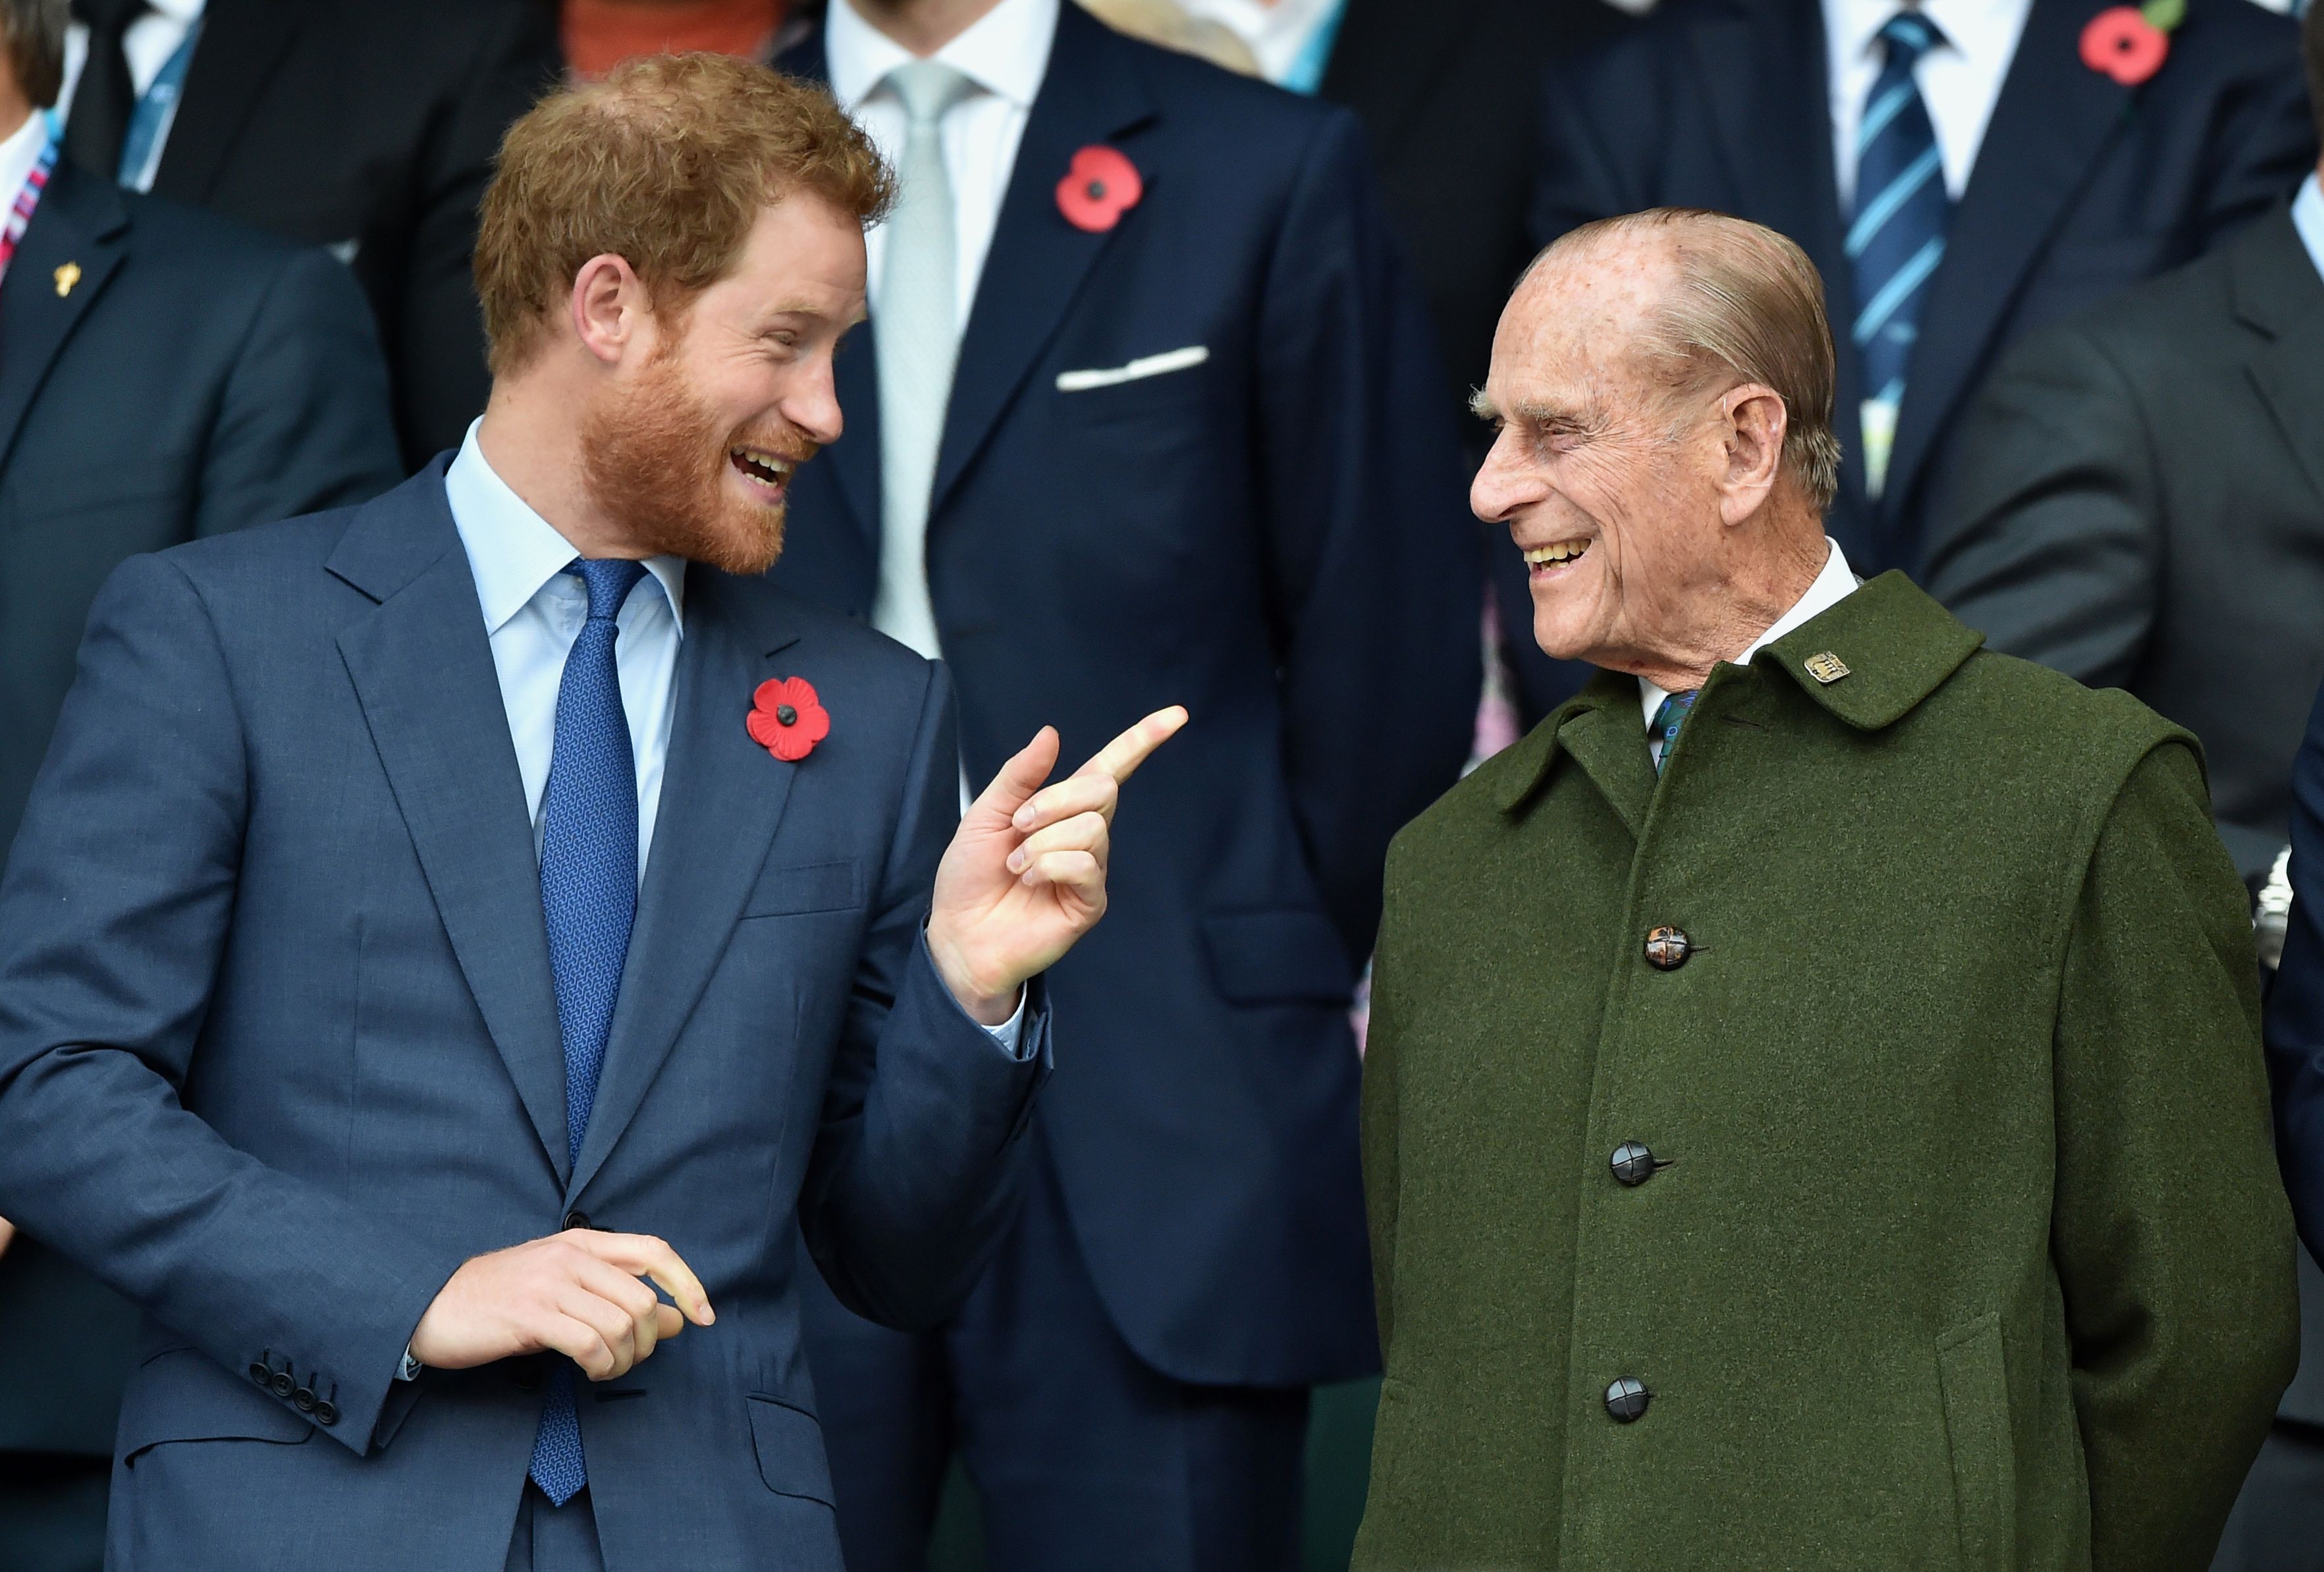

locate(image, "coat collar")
[[0, 162, 128, 474], [1494, 570, 1984, 817]]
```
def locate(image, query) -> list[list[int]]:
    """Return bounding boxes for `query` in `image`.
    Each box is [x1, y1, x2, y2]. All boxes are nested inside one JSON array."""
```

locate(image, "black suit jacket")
[[776, 5, 1479, 1388], [0, 160, 403, 1458], [1514, 0, 2313, 720], [1927, 207, 2324, 890], [140, 0, 562, 468]]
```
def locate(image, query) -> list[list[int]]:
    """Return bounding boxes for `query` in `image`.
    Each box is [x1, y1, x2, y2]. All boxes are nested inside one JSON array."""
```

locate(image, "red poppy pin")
[[1056, 145, 1143, 233], [747, 676, 830, 763], [2080, 0, 2182, 86]]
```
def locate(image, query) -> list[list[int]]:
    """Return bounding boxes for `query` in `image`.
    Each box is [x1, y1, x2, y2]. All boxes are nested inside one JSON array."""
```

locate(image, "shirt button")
[[1610, 1142, 1658, 1187], [1644, 927, 1692, 970], [1605, 1376, 1651, 1423]]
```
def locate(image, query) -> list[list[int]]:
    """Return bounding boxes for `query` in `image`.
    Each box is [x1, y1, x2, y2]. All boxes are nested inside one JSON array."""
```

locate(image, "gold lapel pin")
[[1804, 651, 1852, 685], [53, 261, 81, 298]]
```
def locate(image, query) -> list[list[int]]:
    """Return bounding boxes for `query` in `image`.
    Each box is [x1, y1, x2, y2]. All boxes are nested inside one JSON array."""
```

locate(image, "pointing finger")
[[1071, 706, 1188, 787]]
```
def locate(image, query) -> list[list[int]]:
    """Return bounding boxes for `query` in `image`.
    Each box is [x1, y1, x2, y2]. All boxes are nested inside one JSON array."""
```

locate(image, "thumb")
[[969, 726, 1060, 827]]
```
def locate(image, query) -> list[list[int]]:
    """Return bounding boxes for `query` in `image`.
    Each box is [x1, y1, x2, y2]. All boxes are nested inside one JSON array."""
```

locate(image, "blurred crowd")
[[0, 0, 2320, 1567]]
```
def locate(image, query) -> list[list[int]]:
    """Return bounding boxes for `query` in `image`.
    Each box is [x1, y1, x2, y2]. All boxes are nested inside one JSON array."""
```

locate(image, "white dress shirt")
[[825, 0, 1058, 333], [57, 0, 207, 192], [0, 109, 47, 229], [1174, 0, 1343, 86], [2294, 171, 2324, 283], [1823, 0, 2030, 207], [1640, 538, 1862, 761]]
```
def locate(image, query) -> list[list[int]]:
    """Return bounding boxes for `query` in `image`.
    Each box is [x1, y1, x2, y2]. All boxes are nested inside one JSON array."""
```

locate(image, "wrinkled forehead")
[[1492, 232, 1679, 406]]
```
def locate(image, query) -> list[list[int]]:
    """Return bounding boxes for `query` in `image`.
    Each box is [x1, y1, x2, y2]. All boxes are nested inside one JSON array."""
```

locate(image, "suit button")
[[510, 1354, 546, 1392], [1644, 927, 1692, 970], [248, 1361, 271, 1386], [313, 1400, 339, 1426], [563, 1210, 591, 1232], [1610, 1142, 1658, 1186], [292, 1388, 317, 1413], [269, 1370, 295, 1399], [1605, 1376, 1650, 1423]]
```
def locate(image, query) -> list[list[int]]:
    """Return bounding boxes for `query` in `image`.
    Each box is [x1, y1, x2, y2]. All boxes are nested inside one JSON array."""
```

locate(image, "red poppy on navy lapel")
[[747, 677, 830, 763], [2080, 0, 2180, 86], [1056, 145, 1143, 232]]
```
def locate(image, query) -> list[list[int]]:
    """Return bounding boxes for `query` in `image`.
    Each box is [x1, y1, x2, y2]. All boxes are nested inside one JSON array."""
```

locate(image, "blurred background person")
[[560, 0, 799, 74], [0, 2, 402, 1565], [1513, 0, 2315, 724], [55, 0, 562, 467], [1929, 8, 2324, 1563], [771, 0, 1480, 1566]]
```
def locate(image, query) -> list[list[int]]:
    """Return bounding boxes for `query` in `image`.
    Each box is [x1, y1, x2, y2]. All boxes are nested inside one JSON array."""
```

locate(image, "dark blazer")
[[2267, 680, 2324, 1395], [0, 162, 400, 1463], [0, 468, 1049, 1571], [775, 4, 1481, 1388], [145, 0, 563, 468], [1518, 0, 2312, 720], [1927, 207, 2324, 890]]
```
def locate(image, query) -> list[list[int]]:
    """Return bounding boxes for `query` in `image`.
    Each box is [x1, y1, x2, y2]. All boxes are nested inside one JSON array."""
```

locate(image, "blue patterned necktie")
[[528, 556, 647, 1507], [1649, 690, 1699, 774], [1848, 9, 1951, 499]]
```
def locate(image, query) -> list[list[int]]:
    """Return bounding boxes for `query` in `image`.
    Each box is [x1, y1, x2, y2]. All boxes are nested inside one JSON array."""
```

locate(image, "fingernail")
[[1007, 850, 1025, 873]]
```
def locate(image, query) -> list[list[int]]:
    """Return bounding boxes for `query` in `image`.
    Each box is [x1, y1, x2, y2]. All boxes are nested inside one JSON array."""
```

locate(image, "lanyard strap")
[[0, 131, 60, 288]]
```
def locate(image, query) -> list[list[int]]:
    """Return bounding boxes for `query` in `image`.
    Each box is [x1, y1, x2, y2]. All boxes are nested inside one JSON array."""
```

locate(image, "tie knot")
[[72, 0, 147, 35], [566, 558, 648, 622], [886, 59, 976, 126], [1878, 10, 1945, 64]]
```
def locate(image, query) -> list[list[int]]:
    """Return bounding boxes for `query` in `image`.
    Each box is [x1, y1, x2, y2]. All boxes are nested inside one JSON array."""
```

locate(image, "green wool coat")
[[1355, 572, 2299, 1572]]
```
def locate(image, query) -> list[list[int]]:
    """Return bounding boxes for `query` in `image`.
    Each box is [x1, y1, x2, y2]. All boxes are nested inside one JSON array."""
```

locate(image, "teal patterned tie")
[[1649, 691, 1698, 774]]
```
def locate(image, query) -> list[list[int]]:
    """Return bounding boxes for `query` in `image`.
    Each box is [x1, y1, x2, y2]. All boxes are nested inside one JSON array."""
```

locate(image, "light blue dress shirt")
[[2292, 171, 2324, 284]]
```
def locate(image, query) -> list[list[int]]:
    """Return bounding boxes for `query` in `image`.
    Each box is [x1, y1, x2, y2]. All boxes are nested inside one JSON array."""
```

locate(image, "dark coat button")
[[248, 1361, 271, 1386], [313, 1400, 339, 1426], [1644, 927, 1692, 970], [269, 1370, 295, 1398], [1606, 1376, 1650, 1423], [510, 1354, 546, 1391], [292, 1387, 317, 1412], [563, 1210, 591, 1232], [1611, 1142, 1658, 1186]]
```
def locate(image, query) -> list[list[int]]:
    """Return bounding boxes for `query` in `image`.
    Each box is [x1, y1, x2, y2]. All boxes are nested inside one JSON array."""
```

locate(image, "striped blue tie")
[[1848, 11, 1950, 496], [527, 556, 647, 1507]]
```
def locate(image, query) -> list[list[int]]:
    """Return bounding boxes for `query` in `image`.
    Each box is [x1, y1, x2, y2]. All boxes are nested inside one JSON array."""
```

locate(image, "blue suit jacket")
[[775, 5, 1480, 1389], [0, 466, 1048, 1571], [1506, 0, 2315, 720]]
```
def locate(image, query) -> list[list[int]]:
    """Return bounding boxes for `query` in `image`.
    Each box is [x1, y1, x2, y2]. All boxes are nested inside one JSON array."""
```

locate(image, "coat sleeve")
[[194, 246, 406, 538], [797, 663, 1050, 1331], [1359, 838, 1413, 1360], [0, 556, 464, 1457], [2051, 738, 2298, 1569], [2265, 679, 2324, 1263], [1921, 323, 2159, 695], [1254, 109, 1481, 967]]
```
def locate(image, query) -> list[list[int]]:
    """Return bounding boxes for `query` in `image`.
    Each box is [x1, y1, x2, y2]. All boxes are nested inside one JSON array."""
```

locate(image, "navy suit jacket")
[[775, 5, 1480, 1388], [2268, 682, 2324, 1274], [1514, 0, 2313, 718], [0, 467, 1048, 1571]]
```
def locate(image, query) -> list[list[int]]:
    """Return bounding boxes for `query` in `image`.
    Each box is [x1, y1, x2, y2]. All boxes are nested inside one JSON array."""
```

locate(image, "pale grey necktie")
[[873, 60, 977, 661]]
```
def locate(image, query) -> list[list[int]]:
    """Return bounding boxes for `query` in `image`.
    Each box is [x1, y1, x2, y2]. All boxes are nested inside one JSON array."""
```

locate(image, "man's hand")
[[408, 1230, 715, 1381], [927, 707, 1189, 1023]]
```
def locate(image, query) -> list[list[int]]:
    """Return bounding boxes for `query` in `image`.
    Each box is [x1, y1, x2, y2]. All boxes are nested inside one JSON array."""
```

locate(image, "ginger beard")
[[578, 341, 819, 576]]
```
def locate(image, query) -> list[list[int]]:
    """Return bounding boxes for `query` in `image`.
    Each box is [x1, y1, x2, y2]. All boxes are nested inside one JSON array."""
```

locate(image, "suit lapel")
[[0, 166, 127, 474], [566, 572, 807, 1199], [930, 3, 1156, 515], [826, 317, 883, 552], [1887, 0, 2128, 520], [151, 0, 305, 205], [329, 474, 574, 1180], [2233, 210, 2324, 510]]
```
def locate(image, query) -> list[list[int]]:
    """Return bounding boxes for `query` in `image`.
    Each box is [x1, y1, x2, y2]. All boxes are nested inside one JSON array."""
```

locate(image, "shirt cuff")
[[395, 1345, 421, 1382], [983, 990, 1028, 1058]]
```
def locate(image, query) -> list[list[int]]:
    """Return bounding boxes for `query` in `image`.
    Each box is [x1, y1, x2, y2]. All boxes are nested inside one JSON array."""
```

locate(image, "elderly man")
[[1353, 207, 2299, 1571]]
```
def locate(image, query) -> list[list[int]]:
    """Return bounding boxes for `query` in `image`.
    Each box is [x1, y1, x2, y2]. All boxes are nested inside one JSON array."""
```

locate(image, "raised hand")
[[408, 1228, 715, 1381], [926, 707, 1189, 1023]]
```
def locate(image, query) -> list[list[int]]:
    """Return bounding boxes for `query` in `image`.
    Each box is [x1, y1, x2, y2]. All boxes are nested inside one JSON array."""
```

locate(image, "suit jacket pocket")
[[1055, 362, 1209, 426], [1935, 1312, 2013, 1572], [117, 1346, 314, 1465], [741, 859, 865, 919], [1201, 908, 1353, 1007], [746, 1393, 835, 1504]]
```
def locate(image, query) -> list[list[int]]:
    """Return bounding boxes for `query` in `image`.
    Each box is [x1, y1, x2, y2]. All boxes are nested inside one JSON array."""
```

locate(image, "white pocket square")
[[1056, 345, 1208, 393]]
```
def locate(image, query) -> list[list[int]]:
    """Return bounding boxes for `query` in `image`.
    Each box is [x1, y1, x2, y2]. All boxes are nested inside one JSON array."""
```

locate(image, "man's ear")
[[570, 254, 649, 367], [1717, 383, 1787, 526]]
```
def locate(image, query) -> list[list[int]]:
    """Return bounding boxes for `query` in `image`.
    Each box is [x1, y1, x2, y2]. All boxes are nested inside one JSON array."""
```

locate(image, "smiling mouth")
[[1523, 538, 1591, 575], [728, 446, 799, 499]]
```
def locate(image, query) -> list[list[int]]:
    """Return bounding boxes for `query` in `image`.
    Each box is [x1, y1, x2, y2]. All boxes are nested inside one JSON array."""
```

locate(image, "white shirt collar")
[[825, 0, 1057, 114], [1826, 0, 2020, 68], [1640, 537, 1860, 726], [2292, 172, 2324, 288], [444, 421, 686, 637], [0, 110, 48, 219], [147, 0, 207, 23]]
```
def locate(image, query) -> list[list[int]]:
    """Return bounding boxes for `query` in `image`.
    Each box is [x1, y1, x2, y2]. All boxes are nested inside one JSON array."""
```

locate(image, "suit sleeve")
[[2266, 680, 2324, 1263], [2051, 738, 2298, 1569], [0, 556, 463, 1457], [1255, 111, 1481, 966], [194, 247, 406, 537], [797, 663, 1049, 1331], [390, 2, 562, 466], [1922, 323, 2159, 693]]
